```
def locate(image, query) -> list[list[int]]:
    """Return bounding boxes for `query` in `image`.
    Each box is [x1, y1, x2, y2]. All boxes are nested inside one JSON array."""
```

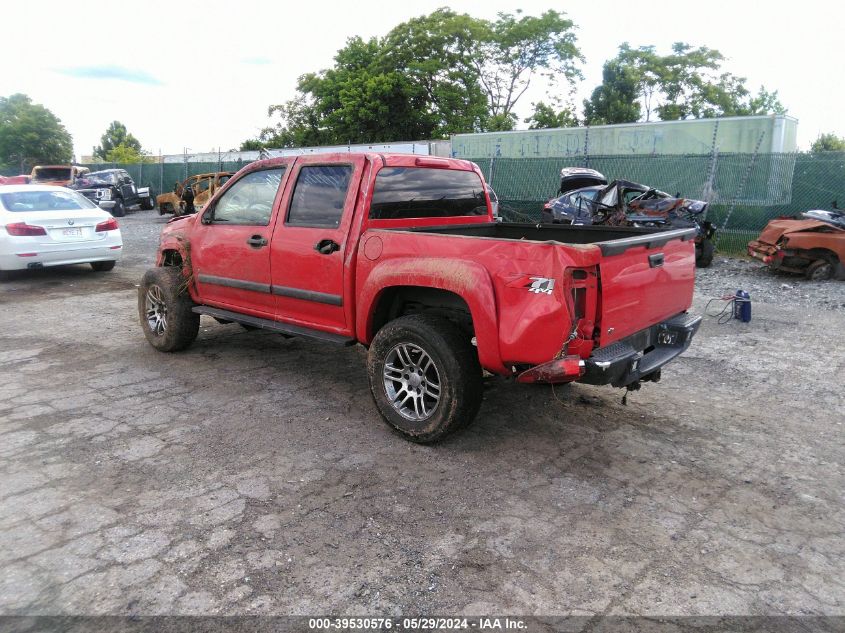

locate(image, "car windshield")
[[32, 167, 71, 181], [0, 190, 97, 211], [79, 172, 118, 185]]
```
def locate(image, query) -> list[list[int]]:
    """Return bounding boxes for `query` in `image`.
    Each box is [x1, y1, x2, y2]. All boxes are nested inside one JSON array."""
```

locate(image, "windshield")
[[32, 167, 71, 181], [0, 189, 97, 211], [77, 172, 118, 186]]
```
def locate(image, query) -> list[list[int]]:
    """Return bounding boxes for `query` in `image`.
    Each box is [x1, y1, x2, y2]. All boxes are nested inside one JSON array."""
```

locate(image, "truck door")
[[190, 163, 291, 318], [270, 155, 366, 335]]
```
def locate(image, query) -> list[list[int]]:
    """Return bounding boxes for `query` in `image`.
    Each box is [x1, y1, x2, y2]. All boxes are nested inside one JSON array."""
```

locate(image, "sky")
[[1, 0, 841, 160]]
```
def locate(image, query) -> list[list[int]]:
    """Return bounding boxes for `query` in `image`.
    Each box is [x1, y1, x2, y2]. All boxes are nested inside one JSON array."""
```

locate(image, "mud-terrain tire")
[[141, 194, 155, 211], [805, 258, 834, 281], [367, 314, 483, 443], [696, 239, 715, 268], [90, 260, 116, 272], [112, 197, 126, 217], [138, 267, 199, 352]]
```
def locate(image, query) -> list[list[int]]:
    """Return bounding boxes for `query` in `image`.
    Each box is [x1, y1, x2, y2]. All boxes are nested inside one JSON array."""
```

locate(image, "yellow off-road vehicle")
[[156, 172, 233, 216]]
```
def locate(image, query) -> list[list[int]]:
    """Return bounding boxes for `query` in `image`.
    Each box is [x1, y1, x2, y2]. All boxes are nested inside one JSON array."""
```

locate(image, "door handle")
[[247, 235, 268, 248], [649, 253, 665, 268], [315, 239, 340, 255]]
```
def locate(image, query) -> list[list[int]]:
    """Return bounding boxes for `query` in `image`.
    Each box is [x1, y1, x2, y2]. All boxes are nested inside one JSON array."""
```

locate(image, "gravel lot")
[[1, 210, 843, 622]]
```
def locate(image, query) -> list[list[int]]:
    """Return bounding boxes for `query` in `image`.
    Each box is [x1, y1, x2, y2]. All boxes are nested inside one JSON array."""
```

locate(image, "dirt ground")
[[1, 210, 843, 621]]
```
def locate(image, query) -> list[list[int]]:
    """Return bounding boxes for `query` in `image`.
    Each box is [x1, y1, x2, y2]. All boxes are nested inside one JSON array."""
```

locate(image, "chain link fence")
[[3, 152, 843, 255], [475, 152, 845, 254]]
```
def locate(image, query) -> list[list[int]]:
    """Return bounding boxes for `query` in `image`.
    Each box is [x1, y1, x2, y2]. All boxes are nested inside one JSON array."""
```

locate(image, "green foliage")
[[239, 139, 265, 151], [810, 133, 845, 153], [583, 60, 641, 124], [524, 101, 578, 129], [252, 8, 582, 147], [105, 143, 153, 164], [0, 93, 73, 171], [94, 121, 142, 160], [585, 42, 787, 124]]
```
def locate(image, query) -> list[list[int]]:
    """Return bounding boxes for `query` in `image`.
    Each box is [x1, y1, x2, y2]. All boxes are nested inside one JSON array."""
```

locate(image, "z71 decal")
[[526, 277, 555, 295]]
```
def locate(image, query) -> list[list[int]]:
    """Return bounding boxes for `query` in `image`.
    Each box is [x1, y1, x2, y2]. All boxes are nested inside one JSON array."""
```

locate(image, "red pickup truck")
[[140, 153, 700, 442]]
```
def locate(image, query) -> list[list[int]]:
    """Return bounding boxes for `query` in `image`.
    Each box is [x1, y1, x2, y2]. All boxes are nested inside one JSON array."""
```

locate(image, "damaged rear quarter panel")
[[356, 230, 602, 374]]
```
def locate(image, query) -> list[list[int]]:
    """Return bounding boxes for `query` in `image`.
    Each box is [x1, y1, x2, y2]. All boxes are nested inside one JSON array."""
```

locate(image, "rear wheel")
[[90, 260, 116, 272], [367, 314, 483, 443], [806, 258, 834, 281], [112, 197, 126, 217], [141, 195, 155, 211], [138, 267, 199, 352]]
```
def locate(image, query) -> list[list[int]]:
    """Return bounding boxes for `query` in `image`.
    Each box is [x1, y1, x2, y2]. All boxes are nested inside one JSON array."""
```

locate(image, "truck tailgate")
[[595, 228, 696, 346]]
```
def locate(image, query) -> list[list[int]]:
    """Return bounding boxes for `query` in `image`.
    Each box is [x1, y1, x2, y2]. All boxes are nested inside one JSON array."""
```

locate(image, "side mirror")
[[98, 200, 116, 211]]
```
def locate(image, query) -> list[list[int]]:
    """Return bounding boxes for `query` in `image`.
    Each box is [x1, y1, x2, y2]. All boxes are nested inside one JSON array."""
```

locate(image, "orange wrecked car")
[[748, 209, 845, 280]]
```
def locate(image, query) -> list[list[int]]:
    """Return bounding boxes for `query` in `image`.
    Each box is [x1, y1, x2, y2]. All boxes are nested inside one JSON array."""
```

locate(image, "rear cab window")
[[369, 167, 488, 221]]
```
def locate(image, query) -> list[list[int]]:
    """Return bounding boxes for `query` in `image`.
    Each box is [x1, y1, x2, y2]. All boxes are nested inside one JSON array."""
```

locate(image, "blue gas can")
[[733, 289, 751, 322]]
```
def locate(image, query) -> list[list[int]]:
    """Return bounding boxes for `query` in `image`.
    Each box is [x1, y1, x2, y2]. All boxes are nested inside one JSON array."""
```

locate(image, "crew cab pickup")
[[140, 153, 701, 442]]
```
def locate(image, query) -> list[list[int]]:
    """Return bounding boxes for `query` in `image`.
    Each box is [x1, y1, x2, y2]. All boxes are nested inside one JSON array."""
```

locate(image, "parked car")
[[139, 153, 701, 443], [541, 168, 715, 267], [0, 185, 122, 275], [0, 175, 31, 185], [748, 209, 845, 280], [30, 165, 90, 187], [157, 172, 233, 216], [70, 169, 155, 217]]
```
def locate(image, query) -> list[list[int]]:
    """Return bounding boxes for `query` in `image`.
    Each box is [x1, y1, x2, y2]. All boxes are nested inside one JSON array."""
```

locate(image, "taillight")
[[95, 218, 119, 232], [6, 222, 47, 236]]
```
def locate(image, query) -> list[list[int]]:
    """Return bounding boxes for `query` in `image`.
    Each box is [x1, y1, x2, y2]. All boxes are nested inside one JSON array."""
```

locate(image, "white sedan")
[[0, 185, 122, 274]]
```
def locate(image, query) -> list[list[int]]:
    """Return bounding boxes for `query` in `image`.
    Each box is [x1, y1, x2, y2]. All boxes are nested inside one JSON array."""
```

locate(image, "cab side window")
[[287, 165, 353, 228], [210, 168, 285, 225]]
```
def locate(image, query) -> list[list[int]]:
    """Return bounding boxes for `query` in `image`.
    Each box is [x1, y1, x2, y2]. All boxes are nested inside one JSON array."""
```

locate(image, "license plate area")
[[657, 331, 678, 346], [62, 228, 82, 237]]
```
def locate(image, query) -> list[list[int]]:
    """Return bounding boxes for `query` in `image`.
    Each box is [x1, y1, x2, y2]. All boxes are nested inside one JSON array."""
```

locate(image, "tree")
[[583, 59, 641, 124], [0, 93, 73, 171], [94, 121, 141, 161], [105, 143, 153, 164], [472, 10, 582, 123], [249, 8, 583, 147], [584, 42, 787, 124], [810, 133, 845, 153], [524, 100, 577, 128]]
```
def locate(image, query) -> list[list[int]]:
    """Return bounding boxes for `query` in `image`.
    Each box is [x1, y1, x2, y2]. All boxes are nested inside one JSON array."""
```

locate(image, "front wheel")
[[138, 267, 199, 352], [367, 314, 483, 443]]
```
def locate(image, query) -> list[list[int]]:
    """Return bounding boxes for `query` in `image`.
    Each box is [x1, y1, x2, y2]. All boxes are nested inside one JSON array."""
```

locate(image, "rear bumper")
[[581, 312, 701, 387], [0, 242, 122, 270]]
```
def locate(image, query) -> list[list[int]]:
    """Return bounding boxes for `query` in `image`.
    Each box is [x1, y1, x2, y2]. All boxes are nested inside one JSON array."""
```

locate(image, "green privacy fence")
[[472, 152, 845, 254], [4, 152, 843, 255], [80, 159, 253, 200]]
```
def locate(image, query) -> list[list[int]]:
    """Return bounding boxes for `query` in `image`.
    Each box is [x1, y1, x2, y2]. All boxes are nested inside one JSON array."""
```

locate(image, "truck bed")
[[405, 222, 696, 255]]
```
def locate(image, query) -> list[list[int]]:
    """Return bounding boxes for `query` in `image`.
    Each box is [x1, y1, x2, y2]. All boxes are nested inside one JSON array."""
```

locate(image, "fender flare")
[[137, 186, 151, 198], [357, 257, 506, 374]]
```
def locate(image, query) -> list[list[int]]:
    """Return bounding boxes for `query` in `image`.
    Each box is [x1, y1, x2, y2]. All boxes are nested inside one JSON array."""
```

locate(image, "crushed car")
[[30, 165, 89, 187], [70, 169, 155, 217], [748, 209, 845, 280], [541, 168, 716, 268], [157, 172, 233, 216]]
